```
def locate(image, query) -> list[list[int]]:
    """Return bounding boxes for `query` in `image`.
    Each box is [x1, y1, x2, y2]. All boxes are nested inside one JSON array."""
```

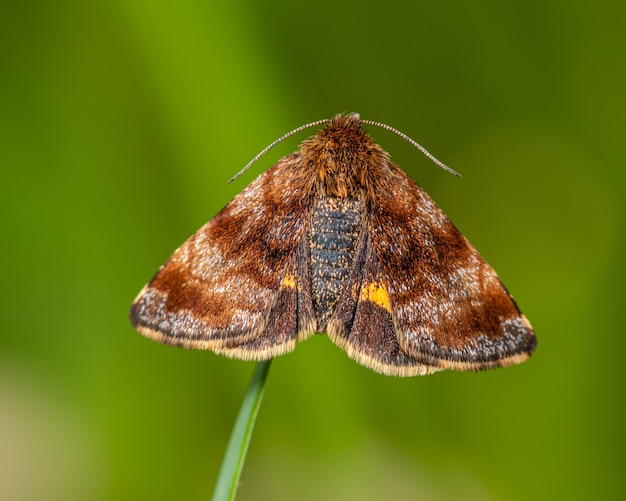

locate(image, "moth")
[[130, 113, 536, 376]]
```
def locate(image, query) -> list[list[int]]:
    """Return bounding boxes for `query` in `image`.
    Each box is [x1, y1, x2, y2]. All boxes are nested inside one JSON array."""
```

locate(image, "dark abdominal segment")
[[308, 196, 363, 330]]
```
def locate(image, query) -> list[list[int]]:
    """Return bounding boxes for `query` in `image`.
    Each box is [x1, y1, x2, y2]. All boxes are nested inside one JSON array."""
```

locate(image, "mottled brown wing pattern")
[[369, 162, 536, 371], [130, 154, 316, 359]]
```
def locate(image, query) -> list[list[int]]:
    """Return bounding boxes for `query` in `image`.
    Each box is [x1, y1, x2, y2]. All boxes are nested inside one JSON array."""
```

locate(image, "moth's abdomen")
[[308, 196, 363, 330]]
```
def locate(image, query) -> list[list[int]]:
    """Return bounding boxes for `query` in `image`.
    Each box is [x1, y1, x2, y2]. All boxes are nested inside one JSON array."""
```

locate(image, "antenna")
[[359, 119, 461, 177], [228, 119, 329, 183], [229, 114, 460, 183]]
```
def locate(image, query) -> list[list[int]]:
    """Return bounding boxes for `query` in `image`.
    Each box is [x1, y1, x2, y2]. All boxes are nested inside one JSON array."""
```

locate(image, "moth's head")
[[316, 113, 372, 155]]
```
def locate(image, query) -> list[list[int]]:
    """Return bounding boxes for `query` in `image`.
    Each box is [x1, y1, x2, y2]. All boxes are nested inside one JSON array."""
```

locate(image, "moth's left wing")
[[130, 154, 316, 360]]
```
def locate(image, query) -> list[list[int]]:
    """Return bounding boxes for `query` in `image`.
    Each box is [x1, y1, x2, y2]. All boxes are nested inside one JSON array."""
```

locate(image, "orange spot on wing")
[[360, 282, 391, 312]]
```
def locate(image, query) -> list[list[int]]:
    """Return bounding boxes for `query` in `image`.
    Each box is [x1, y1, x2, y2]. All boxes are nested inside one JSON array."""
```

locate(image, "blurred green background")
[[1, 1, 624, 500]]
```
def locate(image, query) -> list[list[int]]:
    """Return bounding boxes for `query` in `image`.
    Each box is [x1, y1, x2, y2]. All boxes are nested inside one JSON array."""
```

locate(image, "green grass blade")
[[211, 360, 272, 501]]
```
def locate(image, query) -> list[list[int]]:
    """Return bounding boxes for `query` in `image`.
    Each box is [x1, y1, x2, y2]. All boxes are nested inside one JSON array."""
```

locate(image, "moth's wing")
[[366, 162, 537, 372], [327, 232, 436, 376], [130, 155, 316, 360]]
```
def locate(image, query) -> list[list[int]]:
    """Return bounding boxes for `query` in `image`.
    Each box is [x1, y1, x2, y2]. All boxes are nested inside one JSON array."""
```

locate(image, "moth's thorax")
[[300, 114, 388, 199], [308, 195, 364, 330]]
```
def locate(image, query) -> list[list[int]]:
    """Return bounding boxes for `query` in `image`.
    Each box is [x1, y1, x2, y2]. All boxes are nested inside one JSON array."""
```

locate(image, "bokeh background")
[[1, 1, 624, 500]]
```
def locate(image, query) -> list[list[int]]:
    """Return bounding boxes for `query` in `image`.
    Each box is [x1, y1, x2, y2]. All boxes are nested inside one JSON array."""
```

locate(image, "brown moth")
[[130, 113, 536, 376]]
